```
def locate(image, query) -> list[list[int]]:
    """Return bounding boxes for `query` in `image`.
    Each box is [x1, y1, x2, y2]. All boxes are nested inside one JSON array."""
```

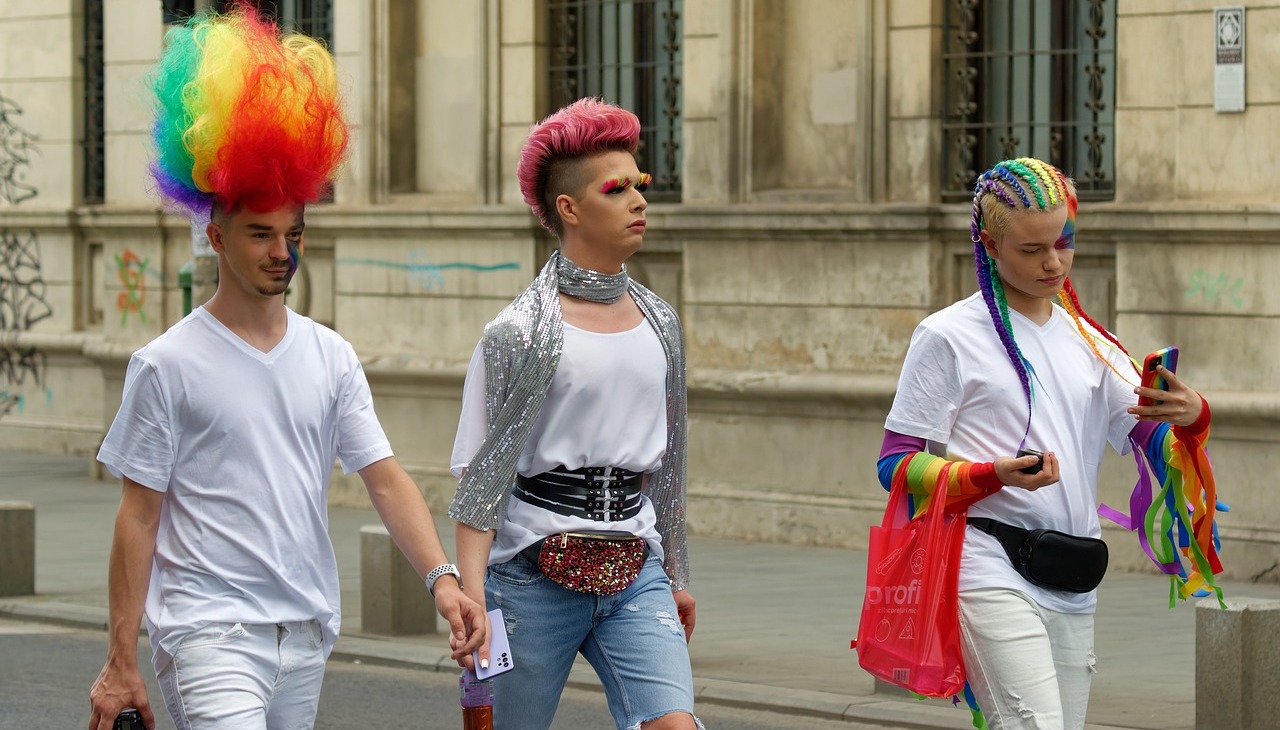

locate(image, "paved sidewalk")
[[2, 449, 1277, 729]]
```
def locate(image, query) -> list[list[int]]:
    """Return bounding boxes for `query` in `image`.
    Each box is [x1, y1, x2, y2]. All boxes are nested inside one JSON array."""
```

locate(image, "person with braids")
[[448, 98, 701, 730], [88, 8, 484, 729], [878, 158, 1223, 729]]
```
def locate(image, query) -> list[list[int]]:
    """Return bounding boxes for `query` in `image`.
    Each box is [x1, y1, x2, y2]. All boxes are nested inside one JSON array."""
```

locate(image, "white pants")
[[958, 588, 1095, 730], [156, 620, 327, 730]]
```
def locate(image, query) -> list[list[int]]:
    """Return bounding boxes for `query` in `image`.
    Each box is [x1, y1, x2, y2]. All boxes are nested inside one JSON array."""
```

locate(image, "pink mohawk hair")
[[517, 98, 641, 233]]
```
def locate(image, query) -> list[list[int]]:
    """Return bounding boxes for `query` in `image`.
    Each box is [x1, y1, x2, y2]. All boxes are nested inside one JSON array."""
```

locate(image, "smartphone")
[[114, 709, 143, 730], [1016, 448, 1044, 475], [1138, 346, 1180, 407], [474, 608, 515, 680]]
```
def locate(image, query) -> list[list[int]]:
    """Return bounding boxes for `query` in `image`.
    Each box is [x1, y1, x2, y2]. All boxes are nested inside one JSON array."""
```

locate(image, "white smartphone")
[[474, 608, 515, 680]]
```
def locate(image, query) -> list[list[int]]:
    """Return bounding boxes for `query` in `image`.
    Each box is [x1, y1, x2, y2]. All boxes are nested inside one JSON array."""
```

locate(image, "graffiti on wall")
[[336, 256, 520, 293], [0, 91, 48, 416], [0, 229, 51, 332], [116, 249, 151, 324], [1185, 268, 1245, 311], [0, 229, 50, 414], [0, 95, 39, 206]]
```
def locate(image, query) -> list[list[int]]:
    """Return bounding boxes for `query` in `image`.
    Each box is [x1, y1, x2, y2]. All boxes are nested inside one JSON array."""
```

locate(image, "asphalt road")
[[0, 618, 869, 729]]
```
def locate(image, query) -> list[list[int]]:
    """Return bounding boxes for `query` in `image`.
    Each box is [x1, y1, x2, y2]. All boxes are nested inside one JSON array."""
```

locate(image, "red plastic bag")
[[855, 462, 967, 698]]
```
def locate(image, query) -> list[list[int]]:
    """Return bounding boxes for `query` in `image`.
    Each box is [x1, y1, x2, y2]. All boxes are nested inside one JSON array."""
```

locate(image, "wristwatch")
[[425, 563, 462, 596]]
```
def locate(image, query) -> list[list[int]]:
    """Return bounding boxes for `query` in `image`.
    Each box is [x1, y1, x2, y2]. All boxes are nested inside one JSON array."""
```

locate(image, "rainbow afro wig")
[[150, 4, 348, 217]]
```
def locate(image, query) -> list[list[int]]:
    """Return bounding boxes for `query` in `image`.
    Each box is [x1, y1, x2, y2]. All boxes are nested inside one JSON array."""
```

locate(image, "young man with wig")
[[449, 98, 701, 730], [88, 9, 483, 729]]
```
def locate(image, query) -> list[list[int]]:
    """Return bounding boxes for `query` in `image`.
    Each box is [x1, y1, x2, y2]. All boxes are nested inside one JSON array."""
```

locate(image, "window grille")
[[82, 0, 105, 204], [548, 0, 683, 201], [216, 1, 333, 45], [215, 1, 335, 202], [942, 0, 1115, 200]]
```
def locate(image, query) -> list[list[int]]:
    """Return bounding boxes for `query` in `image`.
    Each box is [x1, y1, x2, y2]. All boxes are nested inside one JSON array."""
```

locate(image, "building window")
[[81, 0, 105, 204], [215, 1, 333, 45], [942, 0, 1115, 201], [548, 0, 683, 201], [215, 0, 334, 203]]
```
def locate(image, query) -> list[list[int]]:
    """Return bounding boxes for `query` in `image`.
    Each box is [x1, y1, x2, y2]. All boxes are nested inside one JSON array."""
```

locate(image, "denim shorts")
[[484, 553, 701, 730]]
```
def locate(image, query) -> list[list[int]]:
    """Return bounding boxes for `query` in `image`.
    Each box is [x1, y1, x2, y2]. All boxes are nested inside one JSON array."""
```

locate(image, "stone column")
[[0, 502, 36, 597], [360, 524, 437, 635], [1196, 597, 1280, 730]]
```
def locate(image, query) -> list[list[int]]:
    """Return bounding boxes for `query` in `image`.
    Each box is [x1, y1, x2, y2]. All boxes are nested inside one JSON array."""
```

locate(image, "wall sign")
[[1214, 6, 1245, 112]]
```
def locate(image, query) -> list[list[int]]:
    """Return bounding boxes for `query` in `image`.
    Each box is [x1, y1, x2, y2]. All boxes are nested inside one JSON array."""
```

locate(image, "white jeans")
[[958, 588, 1095, 730], [156, 620, 326, 730]]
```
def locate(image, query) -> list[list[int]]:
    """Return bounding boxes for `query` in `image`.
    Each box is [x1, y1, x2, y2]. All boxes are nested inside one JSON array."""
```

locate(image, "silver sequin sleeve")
[[447, 254, 690, 590]]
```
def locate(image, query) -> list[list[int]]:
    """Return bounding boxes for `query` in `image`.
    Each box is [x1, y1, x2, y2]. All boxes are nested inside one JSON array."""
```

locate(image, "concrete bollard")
[[359, 524, 437, 635], [0, 502, 36, 597], [1196, 597, 1280, 730]]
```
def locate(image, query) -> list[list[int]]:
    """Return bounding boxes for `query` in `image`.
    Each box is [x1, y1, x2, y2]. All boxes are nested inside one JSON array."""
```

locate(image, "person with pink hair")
[[448, 98, 701, 729], [88, 8, 484, 729]]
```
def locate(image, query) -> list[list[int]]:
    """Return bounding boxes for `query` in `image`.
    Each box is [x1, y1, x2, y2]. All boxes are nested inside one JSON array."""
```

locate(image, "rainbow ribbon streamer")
[[1099, 424, 1226, 608]]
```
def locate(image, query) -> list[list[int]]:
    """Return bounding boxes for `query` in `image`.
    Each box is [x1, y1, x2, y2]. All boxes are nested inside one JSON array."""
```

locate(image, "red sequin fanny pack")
[[521, 530, 649, 595]]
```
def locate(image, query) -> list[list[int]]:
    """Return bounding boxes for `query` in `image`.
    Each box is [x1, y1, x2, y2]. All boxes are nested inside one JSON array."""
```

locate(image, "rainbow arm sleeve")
[[1104, 395, 1224, 606], [877, 430, 1004, 519]]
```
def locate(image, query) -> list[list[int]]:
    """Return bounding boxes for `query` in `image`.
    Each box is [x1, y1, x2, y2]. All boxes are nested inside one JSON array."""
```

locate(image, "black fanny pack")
[[967, 517, 1109, 593]]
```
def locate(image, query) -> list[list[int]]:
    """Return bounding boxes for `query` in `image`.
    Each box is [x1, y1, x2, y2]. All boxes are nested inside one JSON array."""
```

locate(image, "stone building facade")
[[1, 0, 1276, 581]]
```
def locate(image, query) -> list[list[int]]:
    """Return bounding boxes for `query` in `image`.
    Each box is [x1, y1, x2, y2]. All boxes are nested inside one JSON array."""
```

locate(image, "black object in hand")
[[1016, 448, 1044, 475], [114, 709, 143, 730]]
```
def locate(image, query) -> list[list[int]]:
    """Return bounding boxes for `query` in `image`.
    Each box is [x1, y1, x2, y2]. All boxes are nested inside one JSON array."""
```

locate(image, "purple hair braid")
[[971, 169, 1035, 433]]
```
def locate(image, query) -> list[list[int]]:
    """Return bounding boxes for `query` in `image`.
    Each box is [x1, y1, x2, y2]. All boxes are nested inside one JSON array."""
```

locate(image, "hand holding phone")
[[1015, 448, 1044, 475], [1138, 346, 1179, 407], [474, 608, 514, 680]]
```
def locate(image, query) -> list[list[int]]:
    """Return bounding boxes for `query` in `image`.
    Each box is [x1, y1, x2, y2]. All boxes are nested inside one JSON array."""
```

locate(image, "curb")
[[0, 599, 975, 729], [327, 633, 972, 729], [0, 599, 1132, 730]]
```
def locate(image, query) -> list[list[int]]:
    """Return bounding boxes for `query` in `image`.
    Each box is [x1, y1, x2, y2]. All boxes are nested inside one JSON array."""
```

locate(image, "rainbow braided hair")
[[150, 5, 348, 217], [972, 158, 1138, 401], [969, 158, 1060, 439]]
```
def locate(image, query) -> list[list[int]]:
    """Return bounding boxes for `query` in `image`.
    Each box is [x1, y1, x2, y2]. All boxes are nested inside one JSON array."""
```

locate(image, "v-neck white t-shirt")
[[98, 306, 393, 669], [451, 319, 668, 565], [885, 293, 1138, 613]]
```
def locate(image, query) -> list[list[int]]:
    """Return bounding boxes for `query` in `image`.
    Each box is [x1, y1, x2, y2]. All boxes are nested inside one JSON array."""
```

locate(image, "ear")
[[206, 221, 226, 254], [555, 193, 580, 229], [978, 229, 999, 260]]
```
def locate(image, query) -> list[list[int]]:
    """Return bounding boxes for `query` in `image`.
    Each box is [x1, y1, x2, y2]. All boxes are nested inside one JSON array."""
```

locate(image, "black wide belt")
[[514, 466, 644, 522]]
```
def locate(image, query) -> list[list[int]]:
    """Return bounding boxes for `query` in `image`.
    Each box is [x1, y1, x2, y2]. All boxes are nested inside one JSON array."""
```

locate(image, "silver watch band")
[[425, 563, 462, 596]]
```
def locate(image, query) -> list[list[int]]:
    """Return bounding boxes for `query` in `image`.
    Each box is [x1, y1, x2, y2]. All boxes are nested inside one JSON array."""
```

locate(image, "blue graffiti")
[[336, 257, 520, 293]]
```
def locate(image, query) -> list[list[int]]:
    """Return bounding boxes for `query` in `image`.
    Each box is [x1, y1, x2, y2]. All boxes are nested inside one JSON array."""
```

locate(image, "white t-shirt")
[[451, 319, 668, 564], [97, 307, 393, 669], [885, 293, 1137, 613]]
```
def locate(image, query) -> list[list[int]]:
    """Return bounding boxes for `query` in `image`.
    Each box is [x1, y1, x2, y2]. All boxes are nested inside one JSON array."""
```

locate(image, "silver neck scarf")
[[448, 250, 690, 590], [557, 256, 629, 303]]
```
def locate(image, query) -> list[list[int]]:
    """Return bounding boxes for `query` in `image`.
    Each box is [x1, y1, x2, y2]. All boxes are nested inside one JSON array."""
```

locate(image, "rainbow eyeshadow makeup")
[[601, 176, 631, 194], [1056, 195, 1077, 250], [600, 172, 654, 194], [287, 240, 301, 278]]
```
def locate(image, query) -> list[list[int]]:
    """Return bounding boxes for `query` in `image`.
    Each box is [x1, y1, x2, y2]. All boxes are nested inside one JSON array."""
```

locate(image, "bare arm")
[[89, 478, 162, 730], [358, 456, 484, 658], [454, 521, 496, 670]]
